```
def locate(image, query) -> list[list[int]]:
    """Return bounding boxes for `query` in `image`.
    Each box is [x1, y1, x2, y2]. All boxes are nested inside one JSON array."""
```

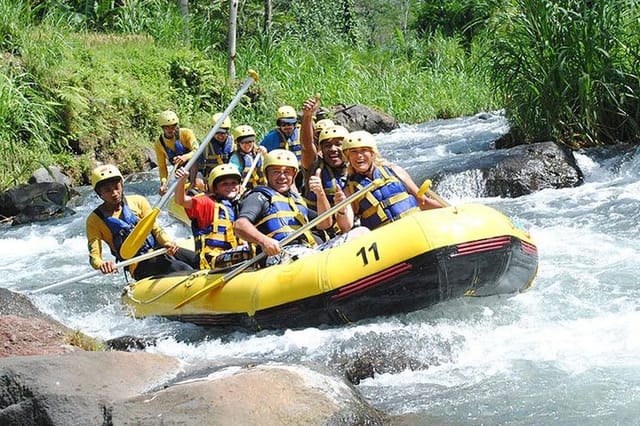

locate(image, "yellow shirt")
[[86, 194, 171, 270], [154, 128, 199, 182]]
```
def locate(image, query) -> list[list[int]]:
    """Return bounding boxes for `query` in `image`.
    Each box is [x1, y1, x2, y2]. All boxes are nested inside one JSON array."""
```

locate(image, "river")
[[3, 111, 640, 424]]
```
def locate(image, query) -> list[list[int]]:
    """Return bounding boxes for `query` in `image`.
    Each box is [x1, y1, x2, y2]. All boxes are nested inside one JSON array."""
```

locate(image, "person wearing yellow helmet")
[[235, 149, 368, 266], [86, 164, 195, 279], [198, 112, 235, 183], [259, 105, 304, 188], [298, 94, 352, 236], [229, 124, 267, 191], [342, 131, 444, 230], [154, 109, 199, 195], [175, 163, 251, 269], [234, 149, 334, 265]]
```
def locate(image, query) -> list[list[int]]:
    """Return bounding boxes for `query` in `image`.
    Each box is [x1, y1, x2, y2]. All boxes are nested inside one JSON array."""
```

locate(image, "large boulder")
[[0, 182, 76, 225], [0, 353, 387, 425], [28, 166, 73, 187], [434, 141, 583, 198], [332, 104, 399, 134], [0, 288, 82, 358], [483, 142, 584, 197]]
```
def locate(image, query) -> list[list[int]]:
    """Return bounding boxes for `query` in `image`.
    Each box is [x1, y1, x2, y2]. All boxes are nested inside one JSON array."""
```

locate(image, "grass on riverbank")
[[0, 14, 497, 190]]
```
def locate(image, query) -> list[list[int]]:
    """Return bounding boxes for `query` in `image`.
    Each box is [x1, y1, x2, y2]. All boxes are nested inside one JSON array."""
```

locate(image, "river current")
[[2, 112, 640, 424]]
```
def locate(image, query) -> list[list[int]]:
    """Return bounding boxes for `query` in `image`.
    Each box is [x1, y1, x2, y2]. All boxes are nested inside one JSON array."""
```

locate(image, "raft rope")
[[125, 270, 210, 305]]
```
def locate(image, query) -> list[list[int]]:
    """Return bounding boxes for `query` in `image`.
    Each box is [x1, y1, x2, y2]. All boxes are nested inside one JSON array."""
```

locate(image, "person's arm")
[[234, 192, 281, 256], [86, 213, 117, 274], [300, 95, 319, 170], [174, 167, 194, 210], [154, 141, 169, 183], [389, 163, 443, 210], [332, 186, 354, 232]]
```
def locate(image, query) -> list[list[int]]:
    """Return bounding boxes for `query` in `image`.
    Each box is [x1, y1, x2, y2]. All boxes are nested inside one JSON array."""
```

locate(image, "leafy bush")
[[485, 0, 640, 147]]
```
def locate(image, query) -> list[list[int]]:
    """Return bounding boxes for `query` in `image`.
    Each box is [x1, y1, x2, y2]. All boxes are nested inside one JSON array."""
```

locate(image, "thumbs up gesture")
[[308, 168, 324, 196], [333, 185, 346, 204]]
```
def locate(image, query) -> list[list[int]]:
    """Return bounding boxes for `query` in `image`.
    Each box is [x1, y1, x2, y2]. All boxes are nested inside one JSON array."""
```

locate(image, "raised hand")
[[308, 168, 324, 196]]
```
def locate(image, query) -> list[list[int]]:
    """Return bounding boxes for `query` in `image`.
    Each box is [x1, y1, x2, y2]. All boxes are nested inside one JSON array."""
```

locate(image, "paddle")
[[173, 178, 384, 309], [30, 248, 169, 295], [417, 179, 450, 207], [239, 153, 262, 193], [119, 70, 260, 260]]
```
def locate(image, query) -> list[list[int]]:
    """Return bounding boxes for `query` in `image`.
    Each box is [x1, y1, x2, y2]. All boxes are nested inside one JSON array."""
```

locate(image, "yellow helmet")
[[211, 112, 231, 130], [91, 164, 123, 190], [233, 124, 256, 141], [343, 130, 378, 153], [318, 125, 349, 145], [314, 119, 335, 133], [158, 110, 179, 127], [276, 105, 297, 124], [263, 149, 299, 171], [208, 164, 241, 190]]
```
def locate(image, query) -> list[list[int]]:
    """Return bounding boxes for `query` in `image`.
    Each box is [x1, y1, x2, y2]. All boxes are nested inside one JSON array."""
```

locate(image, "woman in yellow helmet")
[[342, 131, 443, 230], [155, 110, 200, 195], [86, 164, 195, 279], [229, 124, 267, 191]]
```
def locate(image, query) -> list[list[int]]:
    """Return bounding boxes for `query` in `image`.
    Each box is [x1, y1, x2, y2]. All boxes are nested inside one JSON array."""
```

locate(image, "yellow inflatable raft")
[[122, 204, 538, 330]]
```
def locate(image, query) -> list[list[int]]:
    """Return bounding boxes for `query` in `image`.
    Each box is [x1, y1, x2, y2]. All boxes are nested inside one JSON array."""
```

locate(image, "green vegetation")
[[485, 0, 640, 148], [0, 0, 638, 191]]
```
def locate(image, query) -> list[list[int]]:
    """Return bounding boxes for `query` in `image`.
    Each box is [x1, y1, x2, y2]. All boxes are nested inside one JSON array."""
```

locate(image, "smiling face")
[[214, 129, 229, 143], [238, 138, 255, 154], [213, 176, 240, 200], [346, 147, 374, 174], [320, 138, 345, 168], [266, 166, 296, 194]]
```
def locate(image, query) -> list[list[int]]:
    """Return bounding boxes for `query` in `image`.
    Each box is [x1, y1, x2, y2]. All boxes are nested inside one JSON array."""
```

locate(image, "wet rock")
[[0, 182, 76, 225], [0, 354, 388, 426], [0, 288, 85, 358], [105, 335, 157, 351], [484, 142, 584, 197], [332, 104, 399, 134], [28, 166, 73, 187], [435, 141, 584, 198], [341, 349, 432, 385]]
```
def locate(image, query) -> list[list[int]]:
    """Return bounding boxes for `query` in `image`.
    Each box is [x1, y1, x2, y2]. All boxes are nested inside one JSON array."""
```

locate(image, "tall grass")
[[485, 0, 640, 147]]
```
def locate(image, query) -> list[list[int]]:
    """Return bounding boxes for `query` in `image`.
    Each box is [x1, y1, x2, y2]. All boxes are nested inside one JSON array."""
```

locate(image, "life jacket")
[[252, 186, 315, 246], [304, 161, 347, 210], [276, 127, 302, 164], [347, 165, 420, 230], [237, 150, 266, 190], [93, 197, 156, 261], [202, 135, 234, 177], [191, 197, 238, 269], [158, 128, 188, 164]]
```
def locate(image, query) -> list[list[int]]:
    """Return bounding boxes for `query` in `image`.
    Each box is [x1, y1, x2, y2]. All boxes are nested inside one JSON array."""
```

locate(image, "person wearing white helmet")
[[175, 163, 251, 269], [342, 131, 444, 230], [198, 112, 235, 184], [154, 109, 199, 195], [86, 164, 194, 280]]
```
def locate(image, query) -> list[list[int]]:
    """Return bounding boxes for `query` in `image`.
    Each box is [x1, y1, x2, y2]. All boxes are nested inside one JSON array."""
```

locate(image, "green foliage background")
[[0, 0, 638, 191]]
